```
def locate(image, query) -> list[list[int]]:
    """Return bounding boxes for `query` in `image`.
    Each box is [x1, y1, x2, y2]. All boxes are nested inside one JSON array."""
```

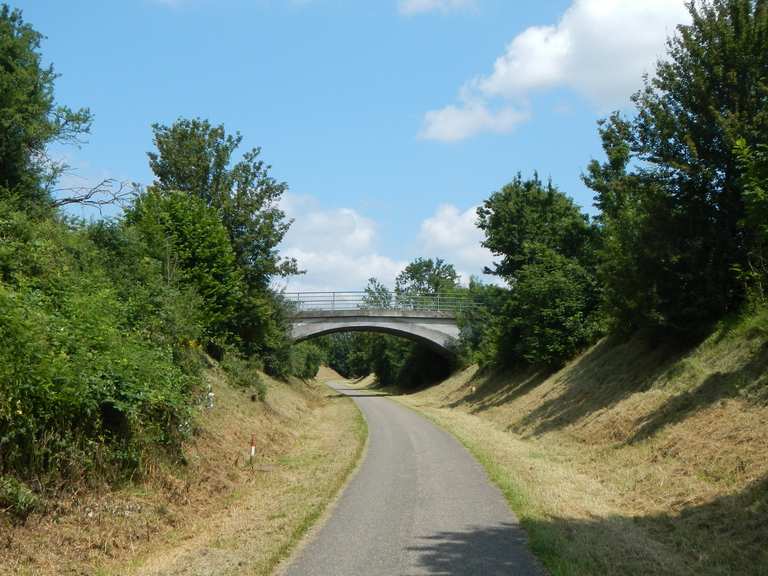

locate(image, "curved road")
[[283, 383, 544, 576]]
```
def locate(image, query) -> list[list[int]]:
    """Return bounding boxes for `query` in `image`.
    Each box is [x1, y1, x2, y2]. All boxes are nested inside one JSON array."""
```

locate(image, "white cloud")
[[277, 195, 500, 292], [418, 204, 496, 283], [421, 0, 691, 141], [278, 193, 406, 292], [280, 248, 406, 293], [281, 194, 376, 255], [419, 101, 529, 142], [399, 0, 474, 15]]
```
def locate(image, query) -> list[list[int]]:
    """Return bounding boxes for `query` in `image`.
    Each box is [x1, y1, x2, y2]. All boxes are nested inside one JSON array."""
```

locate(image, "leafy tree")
[[0, 5, 91, 212], [363, 277, 392, 308], [500, 249, 601, 366], [147, 118, 302, 361], [586, 0, 768, 331], [477, 174, 594, 280], [734, 139, 768, 299], [457, 277, 508, 367], [127, 189, 243, 340], [288, 341, 326, 380], [584, 115, 673, 332], [473, 176, 601, 366], [395, 257, 459, 296], [86, 220, 205, 349], [313, 333, 356, 377], [148, 118, 299, 287]]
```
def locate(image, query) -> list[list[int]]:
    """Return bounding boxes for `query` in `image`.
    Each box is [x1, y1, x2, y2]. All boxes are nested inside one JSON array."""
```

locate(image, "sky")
[[14, 0, 691, 291]]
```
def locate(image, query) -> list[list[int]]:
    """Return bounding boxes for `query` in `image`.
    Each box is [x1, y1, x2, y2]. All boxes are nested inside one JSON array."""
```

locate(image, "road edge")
[[271, 381, 370, 575]]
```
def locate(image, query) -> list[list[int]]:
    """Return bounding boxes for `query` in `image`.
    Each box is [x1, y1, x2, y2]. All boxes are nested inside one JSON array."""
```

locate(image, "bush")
[[0, 206, 197, 484], [0, 476, 41, 521], [499, 252, 602, 367], [288, 341, 326, 380], [127, 189, 243, 341], [221, 351, 267, 400]]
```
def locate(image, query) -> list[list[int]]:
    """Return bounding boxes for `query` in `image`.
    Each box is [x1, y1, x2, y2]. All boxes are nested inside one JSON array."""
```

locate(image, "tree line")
[[0, 4, 316, 507]]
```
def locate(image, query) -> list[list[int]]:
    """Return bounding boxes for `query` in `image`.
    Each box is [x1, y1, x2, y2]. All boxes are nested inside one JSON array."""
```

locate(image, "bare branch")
[[53, 178, 135, 214]]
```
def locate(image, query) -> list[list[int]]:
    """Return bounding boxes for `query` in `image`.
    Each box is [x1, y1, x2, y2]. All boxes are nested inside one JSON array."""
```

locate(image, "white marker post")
[[250, 434, 256, 465]]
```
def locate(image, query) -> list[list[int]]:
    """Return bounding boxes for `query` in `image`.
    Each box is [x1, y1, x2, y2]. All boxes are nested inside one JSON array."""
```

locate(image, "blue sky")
[[14, 0, 690, 291]]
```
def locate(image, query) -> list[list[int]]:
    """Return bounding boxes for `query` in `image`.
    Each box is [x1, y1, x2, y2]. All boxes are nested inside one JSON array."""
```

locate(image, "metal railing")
[[282, 291, 475, 314]]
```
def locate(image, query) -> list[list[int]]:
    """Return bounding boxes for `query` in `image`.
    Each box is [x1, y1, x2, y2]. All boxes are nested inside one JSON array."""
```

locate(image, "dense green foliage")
[[469, 176, 602, 367], [0, 5, 91, 213], [477, 175, 595, 279], [0, 206, 197, 486], [584, 0, 768, 332], [146, 118, 300, 362], [734, 138, 768, 299], [127, 189, 243, 339], [287, 341, 327, 380], [0, 6, 306, 506], [395, 257, 459, 296], [462, 0, 768, 369]]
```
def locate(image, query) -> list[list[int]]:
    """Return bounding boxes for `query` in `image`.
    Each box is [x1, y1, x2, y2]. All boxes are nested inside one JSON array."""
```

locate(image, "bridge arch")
[[290, 310, 460, 358]]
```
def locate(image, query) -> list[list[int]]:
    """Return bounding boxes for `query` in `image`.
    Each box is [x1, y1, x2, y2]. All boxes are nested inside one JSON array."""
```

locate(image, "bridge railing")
[[282, 291, 475, 314]]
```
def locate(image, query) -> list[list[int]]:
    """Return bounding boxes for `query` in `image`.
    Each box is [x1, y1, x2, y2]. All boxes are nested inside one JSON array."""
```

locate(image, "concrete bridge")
[[284, 292, 469, 357]]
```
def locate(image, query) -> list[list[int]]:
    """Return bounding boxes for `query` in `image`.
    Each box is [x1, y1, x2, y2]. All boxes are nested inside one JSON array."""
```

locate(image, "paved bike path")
[[282, 383, 544, 576]]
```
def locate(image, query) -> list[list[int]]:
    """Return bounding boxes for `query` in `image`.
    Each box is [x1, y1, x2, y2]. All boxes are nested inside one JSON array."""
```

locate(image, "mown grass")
[[267, 406, 367, 574], [0, 369, 368, 576], [396, 306, 768, 575]]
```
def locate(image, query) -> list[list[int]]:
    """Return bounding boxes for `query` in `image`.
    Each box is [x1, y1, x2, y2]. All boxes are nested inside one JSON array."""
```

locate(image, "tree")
[[394, 257, 459, 296], [585, 0, 768, 331], [457, 277, 507, 367], [734, 139, 768, 298], [0, 5, 91, 211], [500, 249, 601, 366], [474, 176, 601, 366], [147, 118, 302, 358], [148, 118, 299, 288], [362, 277, 392, 308], [477, 174, 594, 280], [128, 189, 243, 339], [584, 115, 673, 332]]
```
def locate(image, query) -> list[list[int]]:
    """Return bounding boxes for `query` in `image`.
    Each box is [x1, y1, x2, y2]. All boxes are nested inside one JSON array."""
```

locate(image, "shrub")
[[288, 341, 326, 380], [0, 476, 41, 521], [0, 206, 197, 484], [221, 351, 267, 400]]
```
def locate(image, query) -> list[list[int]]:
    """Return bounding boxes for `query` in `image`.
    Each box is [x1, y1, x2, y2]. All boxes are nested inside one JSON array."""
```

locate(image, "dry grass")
[[0, 369, 366, 576], [396, 308, 768, 575]]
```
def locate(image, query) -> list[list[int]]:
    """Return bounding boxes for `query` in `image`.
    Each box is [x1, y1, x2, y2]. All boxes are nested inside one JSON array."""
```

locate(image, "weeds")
[[0, 476, 41, 521]]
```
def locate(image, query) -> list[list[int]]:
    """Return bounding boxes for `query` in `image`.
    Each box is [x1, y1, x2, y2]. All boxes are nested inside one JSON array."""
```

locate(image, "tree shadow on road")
[[328, 388, 394, 398], [406, 523, 544, 576]]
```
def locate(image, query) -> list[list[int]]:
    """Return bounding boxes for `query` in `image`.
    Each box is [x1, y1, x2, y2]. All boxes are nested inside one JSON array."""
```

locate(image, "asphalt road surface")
[[282, 383, 544, 576]]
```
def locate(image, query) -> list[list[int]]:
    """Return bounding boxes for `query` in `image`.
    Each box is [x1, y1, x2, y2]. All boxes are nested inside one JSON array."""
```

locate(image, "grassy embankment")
[[1, 366, 365, 576], [396, 308, 768, 576]]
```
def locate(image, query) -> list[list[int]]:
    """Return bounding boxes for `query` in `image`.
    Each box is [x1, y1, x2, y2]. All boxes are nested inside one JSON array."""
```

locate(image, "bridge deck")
[[283, 291, 473, 317]]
